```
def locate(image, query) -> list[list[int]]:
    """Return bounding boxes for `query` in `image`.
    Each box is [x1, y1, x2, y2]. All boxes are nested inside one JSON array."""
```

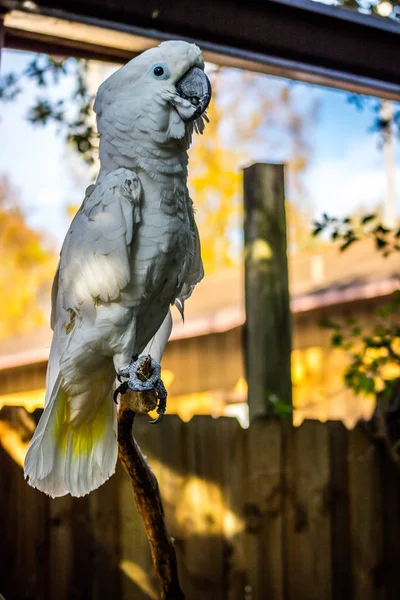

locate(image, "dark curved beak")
[[176, 66, 212, 120]]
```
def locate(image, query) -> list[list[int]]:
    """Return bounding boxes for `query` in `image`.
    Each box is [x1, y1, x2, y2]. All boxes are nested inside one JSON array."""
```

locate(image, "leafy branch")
[[314, 209, 400, 462], [0, 54, 97, 163], [312, 212, 400, 255], [347, 94, 400, 142], [320, 292, 400, 399]]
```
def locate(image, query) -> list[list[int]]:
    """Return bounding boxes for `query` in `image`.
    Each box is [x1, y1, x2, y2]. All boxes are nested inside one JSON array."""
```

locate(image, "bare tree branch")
[[117, 358, 184, 600]]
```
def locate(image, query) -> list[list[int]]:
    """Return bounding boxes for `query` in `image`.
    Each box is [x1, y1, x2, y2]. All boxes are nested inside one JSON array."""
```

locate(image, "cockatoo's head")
[[94, 41, 211, 170]]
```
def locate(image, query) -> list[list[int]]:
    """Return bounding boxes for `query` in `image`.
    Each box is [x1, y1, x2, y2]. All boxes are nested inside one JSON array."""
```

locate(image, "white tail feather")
[[24, 375, 118, 498]]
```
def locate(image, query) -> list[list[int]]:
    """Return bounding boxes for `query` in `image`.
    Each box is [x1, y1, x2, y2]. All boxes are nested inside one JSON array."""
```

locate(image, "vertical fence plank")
[[90, 475, 121, 600], [0, 444, 38, 600], [0, 449, 48, 600], [0, 444, 15, 599], [0, 408, 49, 600], [219, 417, 248, 600], [155, 416, 189, 592], [245, 417, 284, 600], [156, 415, 185, 534], [50, 495, 94, 600], [348, 424, 384, 600], [243, 163, 292, 420], [285, 420, 332, 600], [328, 421, 352, 600], [379, 442, 400, 600], [18, 484, 49, 600], [49, 495, 74, 600], [183, 415, 226, 600], [71, 497, 94, 599]]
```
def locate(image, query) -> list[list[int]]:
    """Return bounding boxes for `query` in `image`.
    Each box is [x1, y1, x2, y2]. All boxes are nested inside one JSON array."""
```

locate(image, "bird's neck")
[[98, 122, 192, 183]]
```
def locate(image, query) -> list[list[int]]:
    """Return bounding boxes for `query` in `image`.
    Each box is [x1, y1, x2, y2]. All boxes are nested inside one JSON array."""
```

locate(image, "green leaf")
[[340, 238, 356, 252], [273, 401, 293, 417], [331, 331, 343, 347], [374, 224, 391, 235], [376, 303, 394, 318], [343, 342, 354, 351], [376, 237, 388, 249], [312, 226, 323, 237], [361, 214, 376, 224], [319, 318, 339, 329]]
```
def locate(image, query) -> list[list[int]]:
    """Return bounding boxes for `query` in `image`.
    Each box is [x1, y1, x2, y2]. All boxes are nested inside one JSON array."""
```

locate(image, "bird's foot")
[[114, 355, 168, 423]]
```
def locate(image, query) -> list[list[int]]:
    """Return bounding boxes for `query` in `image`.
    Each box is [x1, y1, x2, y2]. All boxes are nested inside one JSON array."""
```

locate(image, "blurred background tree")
[[0, 176, 56, 339], [188, 68, 320, 273]]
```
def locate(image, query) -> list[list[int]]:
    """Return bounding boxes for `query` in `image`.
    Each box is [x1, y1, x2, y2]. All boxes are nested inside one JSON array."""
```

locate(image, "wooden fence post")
[[243, 163, 292, 420]]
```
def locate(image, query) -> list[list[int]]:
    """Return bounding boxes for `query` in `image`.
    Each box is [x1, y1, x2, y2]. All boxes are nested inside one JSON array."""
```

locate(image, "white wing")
[[53, 168, 141, 325], [25, 168, 141, 497], [175, 199, 204, 319]]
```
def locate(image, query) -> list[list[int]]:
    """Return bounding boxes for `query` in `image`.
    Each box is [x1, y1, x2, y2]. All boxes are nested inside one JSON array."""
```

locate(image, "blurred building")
[[0, 238, 399, 428]]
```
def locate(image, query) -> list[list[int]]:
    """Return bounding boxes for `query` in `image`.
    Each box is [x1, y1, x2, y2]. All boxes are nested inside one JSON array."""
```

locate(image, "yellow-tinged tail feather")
[[24, 375, 117, 497]]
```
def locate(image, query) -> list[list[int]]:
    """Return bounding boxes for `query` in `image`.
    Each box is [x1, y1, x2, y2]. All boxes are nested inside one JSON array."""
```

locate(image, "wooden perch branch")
[[117, 357, 184, 600]]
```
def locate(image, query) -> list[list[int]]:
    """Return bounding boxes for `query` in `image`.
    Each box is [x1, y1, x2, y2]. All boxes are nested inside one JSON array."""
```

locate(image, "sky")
[[0, 49, 399, 252]]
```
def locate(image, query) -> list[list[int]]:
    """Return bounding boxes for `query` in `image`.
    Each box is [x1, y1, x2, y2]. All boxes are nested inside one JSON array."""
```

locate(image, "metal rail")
[[1, 0, 400, 97]]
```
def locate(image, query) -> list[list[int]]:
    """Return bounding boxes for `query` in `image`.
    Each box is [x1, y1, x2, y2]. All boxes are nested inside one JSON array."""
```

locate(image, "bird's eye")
[[151, 63, 170, 80]]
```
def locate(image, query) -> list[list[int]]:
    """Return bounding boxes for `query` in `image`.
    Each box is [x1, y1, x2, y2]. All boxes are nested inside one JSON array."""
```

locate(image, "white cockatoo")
[[24, 40, 211, 498]]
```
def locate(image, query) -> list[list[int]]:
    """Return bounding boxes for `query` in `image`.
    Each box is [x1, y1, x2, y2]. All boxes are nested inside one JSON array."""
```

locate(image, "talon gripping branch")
[[24, 41, 211, 498]]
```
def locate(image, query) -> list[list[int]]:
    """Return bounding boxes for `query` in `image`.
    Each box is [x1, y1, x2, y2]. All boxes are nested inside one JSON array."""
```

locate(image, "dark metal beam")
[[0, 9, 5, 69], [4, 28, 134, 63], [1, 0, 400, 98]]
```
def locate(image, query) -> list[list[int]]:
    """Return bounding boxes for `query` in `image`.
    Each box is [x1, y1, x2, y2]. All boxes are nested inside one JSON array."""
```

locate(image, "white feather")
[[24, 370, 118, 498], [143, 310, 173, 362]]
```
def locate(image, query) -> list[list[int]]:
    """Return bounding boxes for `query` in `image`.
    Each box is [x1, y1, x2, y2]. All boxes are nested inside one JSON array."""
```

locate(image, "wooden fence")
[[1, 409, 400, 600]]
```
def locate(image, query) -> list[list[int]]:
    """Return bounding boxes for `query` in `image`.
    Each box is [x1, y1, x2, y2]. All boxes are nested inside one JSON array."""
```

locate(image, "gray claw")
[[149, 388, 167, 425], [149, 412, 165, 425]]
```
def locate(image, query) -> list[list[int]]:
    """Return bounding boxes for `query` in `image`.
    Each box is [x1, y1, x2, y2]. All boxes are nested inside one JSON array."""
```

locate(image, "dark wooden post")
[[243, 163, 292, 421]]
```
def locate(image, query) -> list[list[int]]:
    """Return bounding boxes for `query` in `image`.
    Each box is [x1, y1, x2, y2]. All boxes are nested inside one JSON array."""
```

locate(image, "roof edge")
[[1, 277, 398, 370]]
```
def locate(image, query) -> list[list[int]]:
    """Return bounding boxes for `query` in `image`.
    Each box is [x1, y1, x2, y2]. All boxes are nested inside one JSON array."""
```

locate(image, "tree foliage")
[[313, 213, 400, 394], [314, 209, 400, 461], [0, 177, 57, 339], [319, 297, 400, 399], [189, 69, 319, 273], [313, 212, 400, 255], [0, 54, 96, 164]]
